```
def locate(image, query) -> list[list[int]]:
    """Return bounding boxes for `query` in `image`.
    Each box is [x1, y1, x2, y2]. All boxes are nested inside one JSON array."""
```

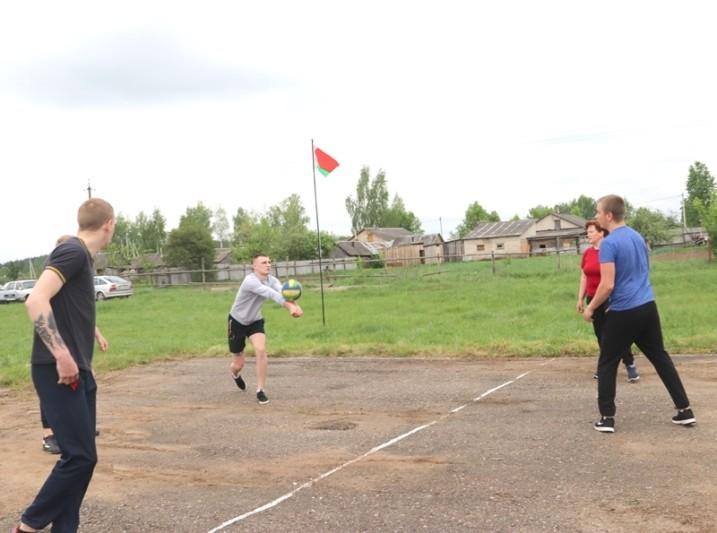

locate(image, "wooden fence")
[[110, 241, 710, 287]]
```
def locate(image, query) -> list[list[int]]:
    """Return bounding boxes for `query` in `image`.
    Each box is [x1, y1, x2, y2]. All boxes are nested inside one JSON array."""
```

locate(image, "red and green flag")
[[314, 147, 339, 176]]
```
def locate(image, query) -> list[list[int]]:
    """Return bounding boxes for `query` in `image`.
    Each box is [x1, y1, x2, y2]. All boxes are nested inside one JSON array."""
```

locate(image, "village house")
[[445, 213, 587, 261], [382, 233, 445, 266]]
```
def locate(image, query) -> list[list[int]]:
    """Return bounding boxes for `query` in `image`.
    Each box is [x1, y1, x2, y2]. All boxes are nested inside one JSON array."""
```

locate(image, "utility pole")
[[439, 217, 443, 236], [86, 180, 93, 198]]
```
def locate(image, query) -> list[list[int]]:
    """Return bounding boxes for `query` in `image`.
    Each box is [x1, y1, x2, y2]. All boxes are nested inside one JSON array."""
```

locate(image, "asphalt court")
[[1, 355, 715, 532]]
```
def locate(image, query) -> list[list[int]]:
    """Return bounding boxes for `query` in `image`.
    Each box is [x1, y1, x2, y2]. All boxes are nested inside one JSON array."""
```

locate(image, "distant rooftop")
[[464, 220, 535, 239]]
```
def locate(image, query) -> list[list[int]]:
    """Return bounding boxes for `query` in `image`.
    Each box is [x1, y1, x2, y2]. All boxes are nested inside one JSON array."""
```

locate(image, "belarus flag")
[[314, 147, 339, 176]]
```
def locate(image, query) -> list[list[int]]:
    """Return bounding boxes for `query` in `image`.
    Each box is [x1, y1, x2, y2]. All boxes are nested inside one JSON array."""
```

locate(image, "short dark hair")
[[585, 219, 609, 236], [597, 194, 625, 222], [78, 198, 114, 231]]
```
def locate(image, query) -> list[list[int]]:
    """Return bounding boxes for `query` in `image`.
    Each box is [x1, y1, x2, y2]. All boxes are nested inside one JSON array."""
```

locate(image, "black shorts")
[[227, 315, 265, 354]]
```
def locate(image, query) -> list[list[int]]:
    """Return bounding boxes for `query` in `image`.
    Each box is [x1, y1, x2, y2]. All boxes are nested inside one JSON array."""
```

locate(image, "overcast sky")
[[1, 1, 716, 263]]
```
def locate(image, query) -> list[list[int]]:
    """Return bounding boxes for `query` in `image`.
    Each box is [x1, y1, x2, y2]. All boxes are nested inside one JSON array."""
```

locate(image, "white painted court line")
[[207, 361, 551, 533]]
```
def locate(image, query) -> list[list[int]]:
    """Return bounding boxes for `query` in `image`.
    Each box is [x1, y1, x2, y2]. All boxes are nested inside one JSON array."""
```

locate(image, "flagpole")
[[311, 139, 327, 326]]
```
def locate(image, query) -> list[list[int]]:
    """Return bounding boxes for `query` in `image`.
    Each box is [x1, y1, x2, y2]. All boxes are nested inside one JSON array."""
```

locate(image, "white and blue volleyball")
[[281, 279, 302, 301]]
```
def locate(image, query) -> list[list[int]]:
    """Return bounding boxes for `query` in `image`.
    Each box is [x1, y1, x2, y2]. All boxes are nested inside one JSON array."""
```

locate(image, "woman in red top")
[[577, 219, 640, 382]]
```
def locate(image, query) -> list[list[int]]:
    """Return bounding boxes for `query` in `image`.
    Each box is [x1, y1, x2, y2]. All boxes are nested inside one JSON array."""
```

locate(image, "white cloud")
[[1, 0, 716, 262], [11, 32, 279, 106]]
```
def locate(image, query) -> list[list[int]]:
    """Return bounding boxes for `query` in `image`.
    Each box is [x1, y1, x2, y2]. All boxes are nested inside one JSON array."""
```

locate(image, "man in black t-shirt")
[[15, 198, 115, 533]]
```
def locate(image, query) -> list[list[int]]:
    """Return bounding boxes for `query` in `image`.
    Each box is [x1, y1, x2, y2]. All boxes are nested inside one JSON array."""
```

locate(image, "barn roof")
[[555, 213, 587, 227], [393, 233, 444, 246], [464, 219, 535, 239], [334, 240, 388, 257], [355, 227, 414, 240]]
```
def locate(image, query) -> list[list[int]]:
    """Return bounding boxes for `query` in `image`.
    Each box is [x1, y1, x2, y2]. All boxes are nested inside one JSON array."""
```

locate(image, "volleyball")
[[281, 279, 302, 301]]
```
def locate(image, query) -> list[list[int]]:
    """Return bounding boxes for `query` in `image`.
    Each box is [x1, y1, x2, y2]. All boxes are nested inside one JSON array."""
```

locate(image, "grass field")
[[1, 251, 715, 387]]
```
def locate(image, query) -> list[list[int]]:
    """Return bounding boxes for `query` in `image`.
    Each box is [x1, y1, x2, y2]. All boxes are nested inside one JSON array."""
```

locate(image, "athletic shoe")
[[232, 372, 246, 391], [626, 364, 640, 383], [42, 435, 61, 454], [593, 372, 598, 380], [593, 417, 615, 433], [256, 390, 269, 405], [672, 408, 696, 425]]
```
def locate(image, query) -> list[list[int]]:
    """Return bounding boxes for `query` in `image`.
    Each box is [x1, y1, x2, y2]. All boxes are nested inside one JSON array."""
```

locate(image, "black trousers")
[[597, 301, 690, 417], [41, 405, 50, 429], [588, 296, 634, 366], [23, 365, 98, 533]]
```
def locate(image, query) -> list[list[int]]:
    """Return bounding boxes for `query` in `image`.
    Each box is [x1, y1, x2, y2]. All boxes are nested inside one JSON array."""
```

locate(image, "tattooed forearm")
[[34, 312, 68, 352]]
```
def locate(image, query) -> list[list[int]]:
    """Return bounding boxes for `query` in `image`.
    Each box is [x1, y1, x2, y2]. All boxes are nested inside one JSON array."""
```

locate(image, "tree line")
[[454, 161, 716, 250], [1, 161, 715, 283]]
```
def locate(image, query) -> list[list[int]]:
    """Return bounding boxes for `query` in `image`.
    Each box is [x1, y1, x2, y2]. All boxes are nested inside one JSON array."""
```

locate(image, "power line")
[[640, 193, 682, 203]]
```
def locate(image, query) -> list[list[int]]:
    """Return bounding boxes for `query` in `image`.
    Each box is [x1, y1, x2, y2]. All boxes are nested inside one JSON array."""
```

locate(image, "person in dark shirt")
[[39, 235, 109, 456], [14, 198, 115, 533]]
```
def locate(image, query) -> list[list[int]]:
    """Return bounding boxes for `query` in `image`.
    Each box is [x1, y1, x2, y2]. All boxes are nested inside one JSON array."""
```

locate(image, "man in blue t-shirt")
[[583, 194, 695, 433]]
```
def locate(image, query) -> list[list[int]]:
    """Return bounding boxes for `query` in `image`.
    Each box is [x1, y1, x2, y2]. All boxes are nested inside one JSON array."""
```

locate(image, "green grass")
[[1, 252, 715, 387]]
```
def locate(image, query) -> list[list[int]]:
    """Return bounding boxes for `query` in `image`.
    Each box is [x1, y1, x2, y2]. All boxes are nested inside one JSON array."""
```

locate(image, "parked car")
[[0, 282, 17, 303], [94, 276, 133, 301], [1, 279, 36, 302]]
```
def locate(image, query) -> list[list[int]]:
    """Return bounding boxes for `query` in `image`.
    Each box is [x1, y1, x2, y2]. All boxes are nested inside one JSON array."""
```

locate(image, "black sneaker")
[[42, 435, 61, 454], [672, 408, 696, 425], [256, 390, 269, 405], [626, 364, 640, 383], [232, 372, 246, 391], [593, 417, 615, 433]]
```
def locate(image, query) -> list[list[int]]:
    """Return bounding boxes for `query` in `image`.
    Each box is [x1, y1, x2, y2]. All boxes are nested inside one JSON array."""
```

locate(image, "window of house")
[[476, 244, 485, 251], [554, 220, 561, 230], [496, 243, 504, 250]]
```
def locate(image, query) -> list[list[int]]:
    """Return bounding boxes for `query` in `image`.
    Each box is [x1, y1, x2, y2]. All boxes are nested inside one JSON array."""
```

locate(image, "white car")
[[94, 275, 133, 301], [0, 282, 18, 303], [1, 279, 36, 302]]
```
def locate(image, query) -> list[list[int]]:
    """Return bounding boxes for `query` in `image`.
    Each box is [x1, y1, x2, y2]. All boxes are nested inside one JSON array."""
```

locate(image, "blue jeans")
[[23, 365, 97, 533]]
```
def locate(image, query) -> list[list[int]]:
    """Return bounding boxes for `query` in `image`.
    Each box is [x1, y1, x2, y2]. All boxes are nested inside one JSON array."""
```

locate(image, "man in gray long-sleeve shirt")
[[228, 254, 302, 404]]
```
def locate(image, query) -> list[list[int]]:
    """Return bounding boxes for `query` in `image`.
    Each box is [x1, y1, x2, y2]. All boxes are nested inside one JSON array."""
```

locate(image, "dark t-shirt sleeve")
[[46, 241, 86, 283], [32, 238, 95, 369]]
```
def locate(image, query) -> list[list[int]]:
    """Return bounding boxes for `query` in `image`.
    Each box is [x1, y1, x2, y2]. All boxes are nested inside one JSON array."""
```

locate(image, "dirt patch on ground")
[[1, 355, 715, 532]]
